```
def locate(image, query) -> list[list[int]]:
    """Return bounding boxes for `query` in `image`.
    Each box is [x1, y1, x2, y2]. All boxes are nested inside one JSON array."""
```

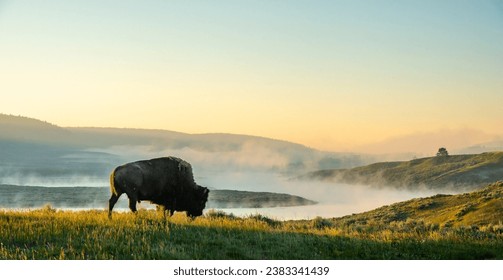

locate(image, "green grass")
[[2, 182, 503, 260], [2, 202, 503, 260], [304, 152, 503, 189], [333, 181, 503, 228]]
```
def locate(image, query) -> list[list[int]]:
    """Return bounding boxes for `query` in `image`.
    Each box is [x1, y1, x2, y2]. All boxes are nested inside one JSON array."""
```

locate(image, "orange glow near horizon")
[[1, 1, 502, 152]]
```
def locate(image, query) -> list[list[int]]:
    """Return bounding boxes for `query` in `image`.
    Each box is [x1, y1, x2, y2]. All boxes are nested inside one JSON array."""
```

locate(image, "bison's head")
[[186, 185, 209, 218]]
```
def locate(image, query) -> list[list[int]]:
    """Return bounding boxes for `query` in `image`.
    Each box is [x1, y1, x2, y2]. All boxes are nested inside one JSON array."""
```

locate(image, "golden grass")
[[2, 204, 503, 259]]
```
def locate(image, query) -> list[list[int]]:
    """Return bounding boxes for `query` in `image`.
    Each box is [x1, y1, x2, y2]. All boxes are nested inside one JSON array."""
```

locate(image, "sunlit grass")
[[2, 206, 503, 260]]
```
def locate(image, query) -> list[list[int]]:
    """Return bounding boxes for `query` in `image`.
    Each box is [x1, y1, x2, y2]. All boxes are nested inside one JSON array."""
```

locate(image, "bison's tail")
[[109, 169, 118, 196]]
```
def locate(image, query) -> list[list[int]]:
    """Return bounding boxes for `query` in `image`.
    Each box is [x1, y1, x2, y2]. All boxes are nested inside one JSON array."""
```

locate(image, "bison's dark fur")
[[108, 157, 209, 218]]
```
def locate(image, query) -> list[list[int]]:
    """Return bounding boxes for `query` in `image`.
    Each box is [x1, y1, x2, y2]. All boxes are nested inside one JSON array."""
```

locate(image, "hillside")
[[0, 114, 72, 145], [0, 114, 315, 152], [0, 114, 371, 179], [334, 181, 503, 228], [302, 152, 503, 190]]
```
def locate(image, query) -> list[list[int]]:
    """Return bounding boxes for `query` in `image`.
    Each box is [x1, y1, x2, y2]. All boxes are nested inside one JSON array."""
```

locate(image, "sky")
[[1, 0, 502, 152]]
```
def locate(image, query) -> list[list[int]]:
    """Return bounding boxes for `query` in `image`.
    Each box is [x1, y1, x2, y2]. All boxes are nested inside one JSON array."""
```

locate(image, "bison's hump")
[[166, 156, 192, 171], [147, 156, 195, 182]]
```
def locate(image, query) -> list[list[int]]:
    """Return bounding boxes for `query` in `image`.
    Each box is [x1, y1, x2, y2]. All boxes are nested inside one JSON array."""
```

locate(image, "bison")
[[108, 157, 209, 218]]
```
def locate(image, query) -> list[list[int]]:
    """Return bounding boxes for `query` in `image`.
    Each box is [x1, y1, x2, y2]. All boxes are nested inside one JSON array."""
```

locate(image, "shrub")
[[41, 204, 56, 213], [456, 203, 476, 219], [311, 216, 333, 229], [247, 214, 280, 227], [205, 209, 235, 220]]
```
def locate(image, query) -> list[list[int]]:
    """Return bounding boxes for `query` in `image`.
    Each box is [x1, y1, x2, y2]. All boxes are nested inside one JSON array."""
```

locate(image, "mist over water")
[[0, 169, 452, 220], [197, 171, 449, 220], [0, 174, 107, 188], [0, 143, 463, 220]]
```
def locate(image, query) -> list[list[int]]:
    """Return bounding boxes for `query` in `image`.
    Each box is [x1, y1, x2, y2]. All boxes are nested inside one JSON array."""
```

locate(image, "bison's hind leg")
[[108, 193, 122, 219]]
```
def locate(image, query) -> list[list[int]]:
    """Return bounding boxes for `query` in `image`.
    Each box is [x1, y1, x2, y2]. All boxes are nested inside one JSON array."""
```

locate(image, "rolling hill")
[[333, 181, 503, 227], [0, 113, 371, 179], [301, 152, 503, 190]]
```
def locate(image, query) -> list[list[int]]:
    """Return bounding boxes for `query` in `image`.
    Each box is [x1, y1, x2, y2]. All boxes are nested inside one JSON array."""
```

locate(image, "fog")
[[196, 171, 451, 220], [102, 145, 458, 219], [0, 143, 463, 220], [0, 172, 106, 187], [1, 171, 452, 220], [94, 143, 291, 173], [0, 116, 494, 220]]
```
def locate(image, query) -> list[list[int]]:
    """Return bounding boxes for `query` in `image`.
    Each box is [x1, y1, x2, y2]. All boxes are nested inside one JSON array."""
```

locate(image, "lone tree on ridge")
[[436, 147, 449, 157]]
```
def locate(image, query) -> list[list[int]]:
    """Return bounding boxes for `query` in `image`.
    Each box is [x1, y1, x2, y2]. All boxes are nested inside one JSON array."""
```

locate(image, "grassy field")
[[2, 205, 503, 259], [2, 182, 503, 260]]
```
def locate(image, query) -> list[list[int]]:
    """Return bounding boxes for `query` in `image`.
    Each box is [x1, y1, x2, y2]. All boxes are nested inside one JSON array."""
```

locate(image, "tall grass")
[[2, 208, 503, 259]]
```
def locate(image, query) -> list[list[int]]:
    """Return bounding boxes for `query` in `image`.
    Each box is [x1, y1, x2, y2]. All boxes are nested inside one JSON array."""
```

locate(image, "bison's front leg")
[[128, 197, 138, 213]]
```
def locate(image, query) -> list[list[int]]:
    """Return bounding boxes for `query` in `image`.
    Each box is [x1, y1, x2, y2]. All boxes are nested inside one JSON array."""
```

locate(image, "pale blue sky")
[[1, 0, 502, 150]]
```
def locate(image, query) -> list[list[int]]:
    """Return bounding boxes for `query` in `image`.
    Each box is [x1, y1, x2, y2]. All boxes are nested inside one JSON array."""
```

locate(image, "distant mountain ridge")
[[0, 114, 372, 186], [0, 113, 308, 151], [0, 114, 71, 145], [352, 128, 501, 155], [456, 140, 503, 154], [301, 152, 503, 190]]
